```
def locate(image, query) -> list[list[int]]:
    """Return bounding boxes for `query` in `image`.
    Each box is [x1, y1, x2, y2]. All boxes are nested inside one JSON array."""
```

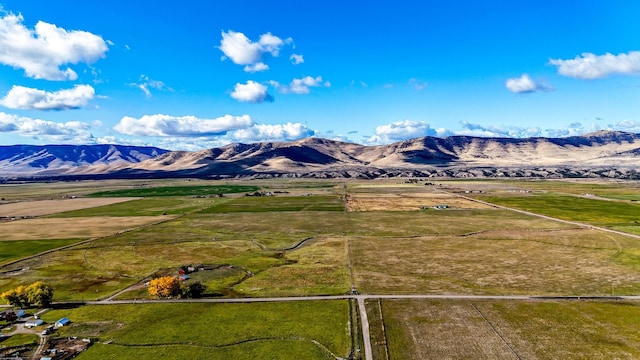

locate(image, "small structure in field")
[[55, 317, 71, 328], [24, 318, 43, 328]]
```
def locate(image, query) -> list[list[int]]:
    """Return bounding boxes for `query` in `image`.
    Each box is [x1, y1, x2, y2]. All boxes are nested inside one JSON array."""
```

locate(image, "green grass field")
[[0, 238, 81, 265], [41, 301, 351, 360], [47, 197, 221, 217], [479, 193, 640, 227], [89, 185, 259, 197], [0, 333, 39, 348], [198, 195, 344, 213]]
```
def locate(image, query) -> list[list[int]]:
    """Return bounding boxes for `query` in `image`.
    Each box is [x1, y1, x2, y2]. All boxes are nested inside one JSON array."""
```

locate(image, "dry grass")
[[351, 227, 640, 295], [0, 216, 174, 240], [382, 299, 640, 359], [383, 299, 522, 359], [346, 193, 491, 211], [0, 197, 138, 217]]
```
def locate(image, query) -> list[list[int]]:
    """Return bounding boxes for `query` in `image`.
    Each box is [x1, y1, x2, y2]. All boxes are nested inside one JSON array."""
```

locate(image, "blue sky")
[[0, 1, 639, 150]]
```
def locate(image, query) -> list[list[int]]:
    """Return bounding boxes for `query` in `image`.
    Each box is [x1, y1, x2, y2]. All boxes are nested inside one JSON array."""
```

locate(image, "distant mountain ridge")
[[2, 131, 640, 180], [0, 144, 169, 176]]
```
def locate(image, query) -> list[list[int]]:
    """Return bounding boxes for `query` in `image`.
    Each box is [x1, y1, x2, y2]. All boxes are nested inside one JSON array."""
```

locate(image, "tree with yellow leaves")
[[148, 276, 181, 298], [1, 281, 53, 308]]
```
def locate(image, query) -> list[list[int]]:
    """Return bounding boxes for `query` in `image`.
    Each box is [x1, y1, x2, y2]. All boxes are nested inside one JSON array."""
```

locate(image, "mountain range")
[[2, 131, 640, 180]]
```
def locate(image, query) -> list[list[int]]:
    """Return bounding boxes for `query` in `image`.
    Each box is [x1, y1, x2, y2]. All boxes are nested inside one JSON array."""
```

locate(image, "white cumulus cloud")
[[505, 74, 551, 94], [114, 114, 254, 137], [549, 51, 640, 79], [218, 30, 291, 72], [232, 122, 314, 142], [270, 76, 330, 94], [0, 12, 109, 80], [290, 54, 304, 65], [230, 81, 273, 103], [364, 120, 450, 144], [244, 62, 269, 73], [0, 84, 95, 110], [0, 112, 92, 141]]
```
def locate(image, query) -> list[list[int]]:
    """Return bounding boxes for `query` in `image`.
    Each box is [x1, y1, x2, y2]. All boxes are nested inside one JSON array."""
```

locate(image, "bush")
[[181, 281, 207, 299]]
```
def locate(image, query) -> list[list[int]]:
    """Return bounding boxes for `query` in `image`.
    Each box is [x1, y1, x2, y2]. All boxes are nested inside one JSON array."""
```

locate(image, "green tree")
[[181, 281, 207, 298], [148, 276, 181, 298], [27, 281, 54, 307]]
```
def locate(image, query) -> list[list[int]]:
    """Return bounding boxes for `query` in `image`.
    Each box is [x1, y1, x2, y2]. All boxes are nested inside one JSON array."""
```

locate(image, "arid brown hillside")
[[2, 131, 640, 179]]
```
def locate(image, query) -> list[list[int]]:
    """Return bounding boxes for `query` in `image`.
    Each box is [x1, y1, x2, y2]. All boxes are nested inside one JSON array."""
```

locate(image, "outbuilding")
[[25, 319, 44, 328], [55, 317, 71, 328]]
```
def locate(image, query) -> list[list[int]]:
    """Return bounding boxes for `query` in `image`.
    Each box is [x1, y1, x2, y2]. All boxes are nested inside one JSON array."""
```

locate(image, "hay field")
[[346, 193, 491, 211], [380, 299, 640, 359], [351, 220, 640, 295], [0, 216, 174, 240], [0, 197, 137, 217]]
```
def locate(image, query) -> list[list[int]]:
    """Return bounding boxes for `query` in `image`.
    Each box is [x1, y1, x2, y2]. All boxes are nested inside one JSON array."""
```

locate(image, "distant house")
[[55, 317, 71, 328], [25, 319, 44, 328], [0, 310, 21, 320]]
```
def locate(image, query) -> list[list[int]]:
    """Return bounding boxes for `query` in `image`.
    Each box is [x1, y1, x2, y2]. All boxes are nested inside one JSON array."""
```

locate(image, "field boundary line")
[[440, 189, 640, 241], [471, 303, 521, 359], [377, 298, 390, 360]]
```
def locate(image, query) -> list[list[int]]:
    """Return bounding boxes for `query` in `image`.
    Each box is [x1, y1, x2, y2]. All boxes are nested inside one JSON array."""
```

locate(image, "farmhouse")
[[55, 317, 71, 328], [0, 309, 24, 320]]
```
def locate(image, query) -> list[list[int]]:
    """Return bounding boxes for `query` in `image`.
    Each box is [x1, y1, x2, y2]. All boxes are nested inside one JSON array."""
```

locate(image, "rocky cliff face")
[[2, 131, 640, 179]]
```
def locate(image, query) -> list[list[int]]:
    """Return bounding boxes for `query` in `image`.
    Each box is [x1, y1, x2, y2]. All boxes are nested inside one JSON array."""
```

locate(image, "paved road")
[[357, 298, 373, 360], [84, 293, 640, 306]]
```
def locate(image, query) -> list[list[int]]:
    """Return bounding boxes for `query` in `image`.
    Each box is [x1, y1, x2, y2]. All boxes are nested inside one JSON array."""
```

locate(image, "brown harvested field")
[[382, 299, 524, 359], [0, 197, 138, 217], [0, 216, 174, 240], [380, 299, 640, 359], [346, 193, 492, 211]]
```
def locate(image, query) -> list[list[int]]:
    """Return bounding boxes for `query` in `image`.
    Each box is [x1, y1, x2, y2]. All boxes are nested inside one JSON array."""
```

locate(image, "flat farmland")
[[2, 178, 640, 359], [350, 219, 640, 295], [41, 301, 352, 360], [0, 197, 137, 217], [0, 238, 81, 265], [346, 192, 491, 211], [377, 299, 640, 359], [0, 216, 174, 240]]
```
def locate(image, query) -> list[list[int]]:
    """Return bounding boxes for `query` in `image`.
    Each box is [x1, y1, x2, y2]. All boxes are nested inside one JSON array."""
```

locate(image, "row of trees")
[[1, 281, 54, 308], [148, 276, 206, 298]]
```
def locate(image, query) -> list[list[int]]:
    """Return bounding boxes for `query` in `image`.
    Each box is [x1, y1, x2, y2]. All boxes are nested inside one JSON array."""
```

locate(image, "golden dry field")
[[379, 299, 640, 359], [0, 197, 137, 217], [0, 216, 174, 240], [346, 192, 492, 211]]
